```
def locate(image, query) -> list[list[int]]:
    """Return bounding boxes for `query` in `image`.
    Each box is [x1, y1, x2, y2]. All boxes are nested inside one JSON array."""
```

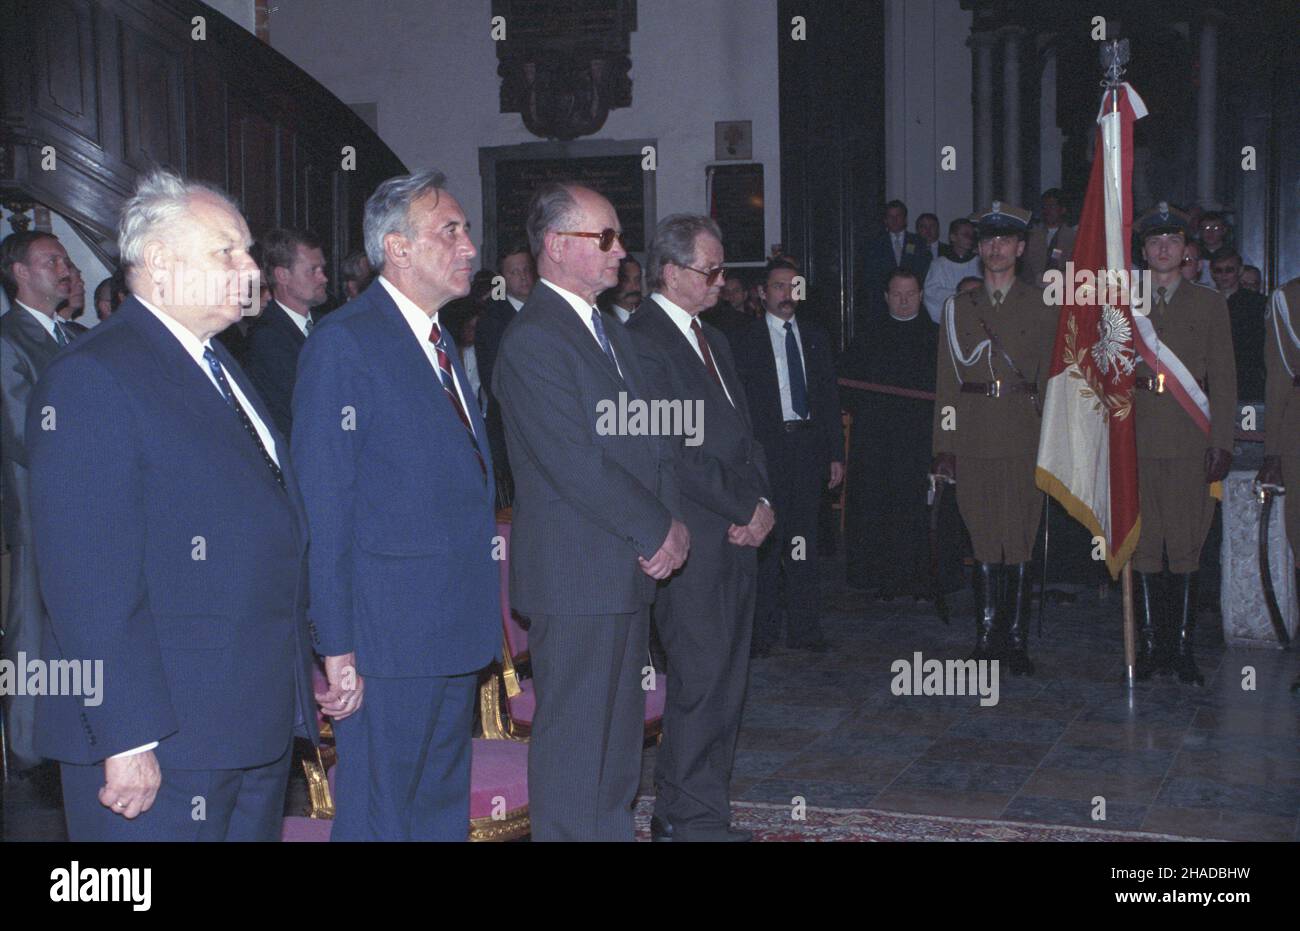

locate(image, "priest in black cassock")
[[842, 268, 957, 598]]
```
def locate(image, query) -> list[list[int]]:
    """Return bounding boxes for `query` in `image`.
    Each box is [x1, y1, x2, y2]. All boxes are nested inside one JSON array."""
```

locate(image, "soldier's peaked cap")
[[971, 201, 1031, 238]]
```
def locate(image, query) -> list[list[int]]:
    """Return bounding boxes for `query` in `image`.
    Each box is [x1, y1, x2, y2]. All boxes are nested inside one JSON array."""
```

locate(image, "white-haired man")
[[27, 169, 319, 839]]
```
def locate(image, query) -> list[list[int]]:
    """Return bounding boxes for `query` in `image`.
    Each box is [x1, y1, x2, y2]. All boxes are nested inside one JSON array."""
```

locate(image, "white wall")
[[268, 0, 780, 266], [884, 0, 974, 232], [200, 0, 256, 33], [0, 207, 111, 328]]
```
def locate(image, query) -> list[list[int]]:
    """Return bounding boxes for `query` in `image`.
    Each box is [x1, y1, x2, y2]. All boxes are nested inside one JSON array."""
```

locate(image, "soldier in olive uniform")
[[1257, 276, 1300, 659], [1131, 205, 1237, 685], [932, 203, 1057, 676]]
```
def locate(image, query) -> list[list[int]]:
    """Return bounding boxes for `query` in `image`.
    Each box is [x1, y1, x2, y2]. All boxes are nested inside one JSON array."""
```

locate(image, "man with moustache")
[[493, 183, 687, 841], [243, 228, 329, 437], [734, 258, 843, 654], [292, 170, 499, 840], [1128, 205, 1236, 684], [932, 203, 1057, 677], [1, 230, 75, 772], [628, 214, 772, 842], [601, 255, 644, 325], [55, 264, 90, 335], [26, 170, 318, 838]]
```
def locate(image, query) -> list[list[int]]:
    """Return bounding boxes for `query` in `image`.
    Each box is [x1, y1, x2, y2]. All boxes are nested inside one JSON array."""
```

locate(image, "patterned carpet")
[[633, 797, 1215, 842]]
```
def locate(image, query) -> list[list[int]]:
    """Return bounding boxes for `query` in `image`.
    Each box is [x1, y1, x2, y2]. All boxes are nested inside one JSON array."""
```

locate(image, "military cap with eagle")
[[970, 200, 1032, 238], [1135, 201, 1191, 240]]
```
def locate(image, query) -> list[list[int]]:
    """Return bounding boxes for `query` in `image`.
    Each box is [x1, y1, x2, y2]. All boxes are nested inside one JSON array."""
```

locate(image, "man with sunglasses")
[[493, 183, 688, 841], [628, 214, 772, 842]]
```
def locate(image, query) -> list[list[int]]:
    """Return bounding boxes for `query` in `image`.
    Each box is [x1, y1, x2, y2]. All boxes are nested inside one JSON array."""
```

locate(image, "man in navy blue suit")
[[27, 169, 318, 840], [242, 227, 329, 437], [291, 169, 500, 841], [862, 199, 932, 328]]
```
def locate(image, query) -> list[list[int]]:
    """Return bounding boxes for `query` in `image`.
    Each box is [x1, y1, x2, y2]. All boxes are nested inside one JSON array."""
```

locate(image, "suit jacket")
[[62, 319, 90, 336], [28, 297, 318, 767], [1226, 287, 1268, 402], [243, 301, 312, 437], [291, 280, 500, 678], [1, 306, 63, 547], [475, 297, 519, 474], [1263, 278, 1300, 459], [864, 231, 933, 322], [492, 281, 678, 616], [1020, 224, 1078, 286], [732, 313, 844, 474], [627, 300, 769, 555]]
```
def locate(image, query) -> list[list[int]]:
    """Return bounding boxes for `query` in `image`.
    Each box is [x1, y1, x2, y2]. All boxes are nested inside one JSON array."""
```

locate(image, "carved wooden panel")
[[31, 0, 100, 145], [119, 21, 185, 171]]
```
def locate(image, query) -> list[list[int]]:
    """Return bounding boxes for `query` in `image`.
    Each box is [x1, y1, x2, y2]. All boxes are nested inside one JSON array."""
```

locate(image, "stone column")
[[968, 30, 997, 209], [1001, 26, 1025, 206], [1196, 10, 1224, 208]]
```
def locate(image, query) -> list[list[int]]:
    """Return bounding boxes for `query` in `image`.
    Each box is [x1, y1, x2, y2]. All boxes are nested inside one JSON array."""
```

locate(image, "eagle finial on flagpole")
[[1100, 38, 1129, 88]]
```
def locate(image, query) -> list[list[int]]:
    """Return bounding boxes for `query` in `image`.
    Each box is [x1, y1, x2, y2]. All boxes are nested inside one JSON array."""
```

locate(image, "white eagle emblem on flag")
[[1090, 304, 1136, 384]]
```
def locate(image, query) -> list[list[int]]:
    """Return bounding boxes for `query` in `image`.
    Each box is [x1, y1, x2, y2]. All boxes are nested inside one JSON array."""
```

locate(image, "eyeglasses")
[[556, 229, 626, 252], [682, 264, 726, 286]]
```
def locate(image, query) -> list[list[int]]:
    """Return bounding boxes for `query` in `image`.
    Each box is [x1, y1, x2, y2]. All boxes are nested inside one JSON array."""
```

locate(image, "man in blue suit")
[[862, 199, 932, 328], [27, 169, 318, 840], [291, 169, 500, 841]]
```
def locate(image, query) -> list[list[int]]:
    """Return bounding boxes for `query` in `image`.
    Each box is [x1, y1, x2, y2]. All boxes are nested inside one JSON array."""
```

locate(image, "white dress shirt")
[[114, 296, 284, 760], [377, 276, 475, 434], [650, 292, 734, 406], [612, 304, 632, 324], [462, 344, 486, 414], [539, 278, 622, 377], [17, 300, 66, 343], [507, 295, 524, 313], [765, 311, 809, 422], [891, 231, 905, 266], [274, 299, 312, 337]]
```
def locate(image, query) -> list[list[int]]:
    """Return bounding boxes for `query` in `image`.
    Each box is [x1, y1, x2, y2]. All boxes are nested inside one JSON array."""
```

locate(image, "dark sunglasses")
[[682, 264, 726, 286], [556, 228, 626, 252]]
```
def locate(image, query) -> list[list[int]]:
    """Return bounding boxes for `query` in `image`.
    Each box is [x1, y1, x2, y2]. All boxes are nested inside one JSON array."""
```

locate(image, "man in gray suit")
[[1, 230, 76, 771], [628, 215, 773, 841], [492, 183, 689, 841]]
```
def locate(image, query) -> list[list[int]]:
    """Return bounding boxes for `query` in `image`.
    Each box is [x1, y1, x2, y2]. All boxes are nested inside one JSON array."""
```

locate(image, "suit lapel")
[[8, 305, 62, 368], [539, 286, 628, 392]]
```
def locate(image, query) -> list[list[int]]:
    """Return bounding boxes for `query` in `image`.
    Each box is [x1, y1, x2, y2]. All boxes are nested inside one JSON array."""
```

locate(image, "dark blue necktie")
[[784, 321, 808, 419], [202, 347, 285, 489], [52, 321, 69, 347], [589, 307, 621, 376]]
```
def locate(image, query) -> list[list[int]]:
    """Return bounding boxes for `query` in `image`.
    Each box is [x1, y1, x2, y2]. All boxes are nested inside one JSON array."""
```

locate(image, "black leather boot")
[[1170, 571, 1203, 685], [1133, 571, 1160, 680], [971, 563, 1001, 660], [1004, 562, 1034, 676]]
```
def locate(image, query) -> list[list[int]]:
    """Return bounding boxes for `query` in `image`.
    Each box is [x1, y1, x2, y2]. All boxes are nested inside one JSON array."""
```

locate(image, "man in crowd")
[[1180, 240, 1204, 284], [700, 271, 752, 340], [864, 200, 932, 327], [923, 217, 980, 323], [493, 183, 687, 841], [1020, 188, 1076, 286], [1240, 265, 1263, 294], [293, 170, 500, 840], [734, 258, 843, 654], [243, 227, 329, 437], [1, 230, 75, 772], [931, 203, 1057, 677], [916, 212, 942, 263], [55, 264, 89, 335], [476, 242, 536, 495], [1194, 211, 1230, 285], [94, 275, 117, 321], [1128, 204, 1236, 684], [600, 255, 644, 325], [1210, 248, 1267, 401], [628, 214, 771, 842], [27, 169, 318, 838], [340, 249, 373, 301]]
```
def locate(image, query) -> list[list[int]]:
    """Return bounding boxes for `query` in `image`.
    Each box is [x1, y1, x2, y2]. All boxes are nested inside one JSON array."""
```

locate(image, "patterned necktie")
[[690, 318, 729, 400], [429, 321, 486, 482], [784, 320, 809, 419], [589, 307, 621, 376], [303, 316, 314, 337], [202, 347, 285, 490], [52, 321, 69, 347]]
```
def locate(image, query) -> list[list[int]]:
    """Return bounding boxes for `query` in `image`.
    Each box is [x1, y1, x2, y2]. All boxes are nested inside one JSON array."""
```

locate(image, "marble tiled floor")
[[637, 562, 1300, 841], [6, 560, 1298, 841]]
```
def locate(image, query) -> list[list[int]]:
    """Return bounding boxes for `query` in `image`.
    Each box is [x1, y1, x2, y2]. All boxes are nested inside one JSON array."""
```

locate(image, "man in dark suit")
[[863, 200, 932, 327], [493, 183, 688, 841], [1, 230, 75, 773], [242, 228, 328, 437], [734, 258, 844, 653], [475, 242, 535, 504], [27, 170, 318, 839], [292, 170, 500, 841], [700, 272, 753, 344], [1211, 248, 1268, 402], [628, 214, 772, 842]]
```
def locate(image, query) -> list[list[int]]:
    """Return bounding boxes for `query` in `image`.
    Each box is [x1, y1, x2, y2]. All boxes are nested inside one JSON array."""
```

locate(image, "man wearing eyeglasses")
[[493, 183, 688, 841], [1195, 212, 1231, 286], [1211, 248, 1267, 402]]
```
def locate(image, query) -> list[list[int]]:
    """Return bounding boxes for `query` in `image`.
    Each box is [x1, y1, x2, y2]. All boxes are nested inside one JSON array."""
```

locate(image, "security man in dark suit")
[[1129, 204, 1236, 684], [863, 199, 933, 327], [242, 228, 328, 437], [734, 258, 844, 654], [1210, 248, 1267, 402], [931, 203, 1057, 677], [493, 183, 687, 841], [1, 230, 75, 772], [28, 170, 318, 840], [628, 214, 772, 843]]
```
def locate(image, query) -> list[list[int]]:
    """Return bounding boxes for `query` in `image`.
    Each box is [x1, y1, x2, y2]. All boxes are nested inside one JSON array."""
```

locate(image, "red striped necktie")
[[429, 321, 486, 481]]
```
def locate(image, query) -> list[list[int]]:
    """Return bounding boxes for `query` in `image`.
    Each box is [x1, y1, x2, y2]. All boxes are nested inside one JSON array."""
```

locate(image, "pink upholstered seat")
[[469, 738, 529, 820]]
